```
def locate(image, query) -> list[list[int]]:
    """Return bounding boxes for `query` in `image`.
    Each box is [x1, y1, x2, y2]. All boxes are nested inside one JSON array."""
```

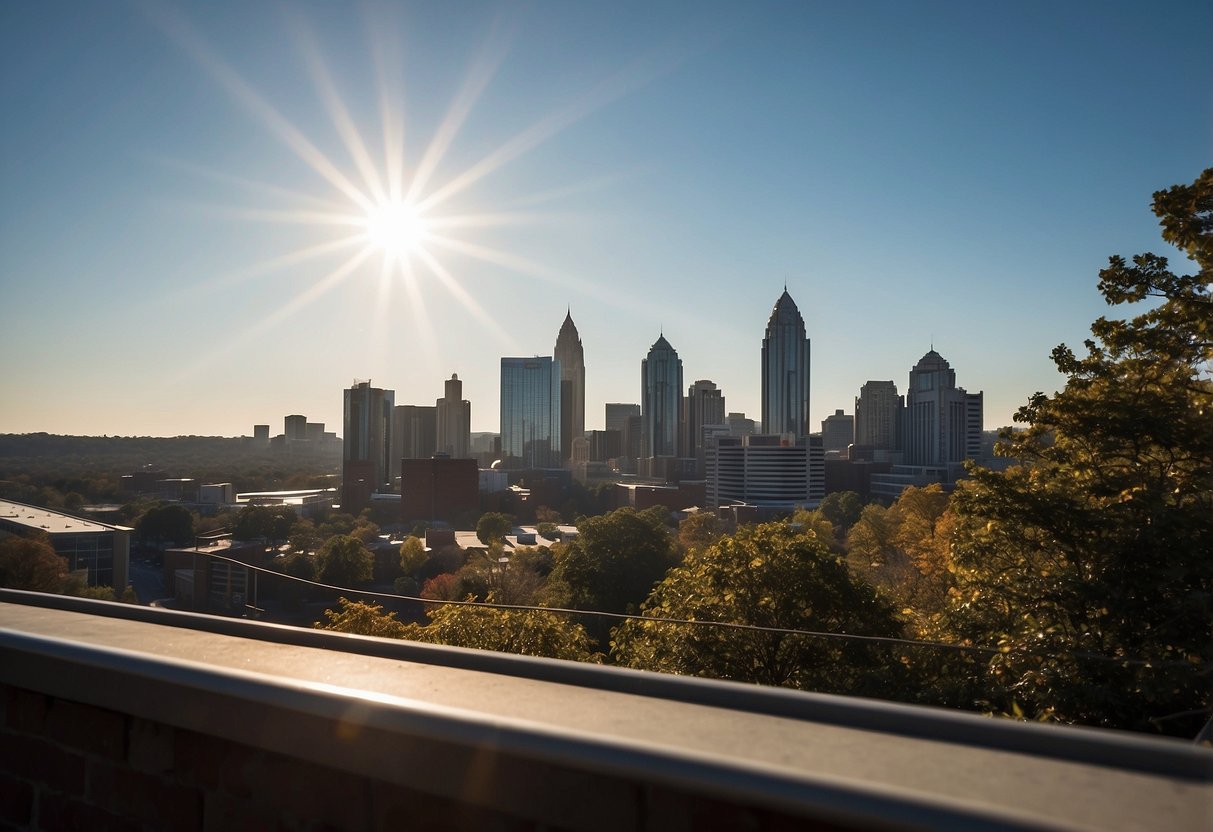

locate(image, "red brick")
[[0, 774, 34, 825], [44, 698, 126, 761], [0, 685, 48, 734], [88, 760, 203, 832], [128, 719, 175, 777], [0, 729, 87, 795]]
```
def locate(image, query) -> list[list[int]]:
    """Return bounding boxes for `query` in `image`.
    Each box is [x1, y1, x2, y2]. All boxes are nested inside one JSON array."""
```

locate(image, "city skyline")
[[2, 2, 1210, 437]]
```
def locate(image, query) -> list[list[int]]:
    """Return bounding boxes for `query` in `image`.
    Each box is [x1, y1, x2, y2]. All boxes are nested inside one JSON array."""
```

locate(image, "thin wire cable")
[[194, 549, 1203, 669]]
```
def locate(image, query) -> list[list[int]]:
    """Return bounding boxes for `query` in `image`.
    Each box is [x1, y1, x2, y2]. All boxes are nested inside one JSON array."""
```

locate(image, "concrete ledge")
[[1, 591, 1210, 831]]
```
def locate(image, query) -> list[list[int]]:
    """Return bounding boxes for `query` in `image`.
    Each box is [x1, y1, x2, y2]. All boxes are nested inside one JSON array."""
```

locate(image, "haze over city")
[[2, 1, 1209, 437]]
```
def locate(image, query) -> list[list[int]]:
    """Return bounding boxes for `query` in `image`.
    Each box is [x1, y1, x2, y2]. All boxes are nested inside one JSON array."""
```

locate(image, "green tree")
[[611, 523, 904, 695], [399, 536, 427, 575], [819, 491, 863, 533], [315, 535, 373, 587], [0, 535, 68, 592], [545, 507, 675, 616], [944, 169, 1213, 735], [476, 512, 513, 546]]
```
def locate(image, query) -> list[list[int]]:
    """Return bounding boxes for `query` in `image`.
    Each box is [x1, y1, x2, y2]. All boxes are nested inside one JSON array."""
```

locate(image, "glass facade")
[[641, 335, 683, 458], [761, 290, 810, 437], [500, 357, 562, 469]]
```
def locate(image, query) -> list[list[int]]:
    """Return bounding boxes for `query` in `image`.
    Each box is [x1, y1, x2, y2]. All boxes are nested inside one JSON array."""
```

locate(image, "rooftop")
[[0, 499, 129, 535]]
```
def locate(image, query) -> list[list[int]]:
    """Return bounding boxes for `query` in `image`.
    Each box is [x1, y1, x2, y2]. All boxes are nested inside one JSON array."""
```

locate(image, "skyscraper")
[[393, 404, 437, 468], [342, 380, 395, 510], [436, 373, 471, 458], [683, 379, 726, 470], [500, 357, 562, 469], [761, 289, 811, 437], [820, 409, 854, 454], [854, 380, 902, 450], [641, 334, 683, 459], [553, 310, 585, 465], [903, 350, 983, 466]]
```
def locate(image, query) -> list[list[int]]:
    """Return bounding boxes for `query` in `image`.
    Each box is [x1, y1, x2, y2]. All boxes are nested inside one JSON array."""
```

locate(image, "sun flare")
[[362, 198, 430, 260]]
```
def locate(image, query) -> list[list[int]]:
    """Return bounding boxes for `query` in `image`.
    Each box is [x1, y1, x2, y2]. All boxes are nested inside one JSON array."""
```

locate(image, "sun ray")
[[413, 246, 518, 350], [172, 245, 376, 382], [424, 210, 568, 232], [415, 50, 672, 215], [404, 13, 517, 203], [366, 6, 407, 203], [150, 157, 356, 214], [291, 16, 388, 204], [144, 3, 374, 212], [396, 255, 441, 373], [177, 204, 367, 228], [423, 233, 613, 303]]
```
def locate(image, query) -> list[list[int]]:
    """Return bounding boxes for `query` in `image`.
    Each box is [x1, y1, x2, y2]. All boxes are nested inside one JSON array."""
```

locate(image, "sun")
[[362, 198, 430, 260]]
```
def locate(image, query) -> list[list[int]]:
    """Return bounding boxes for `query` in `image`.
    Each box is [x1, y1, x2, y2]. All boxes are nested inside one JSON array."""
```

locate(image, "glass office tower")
[[500, 357, 562, 469]]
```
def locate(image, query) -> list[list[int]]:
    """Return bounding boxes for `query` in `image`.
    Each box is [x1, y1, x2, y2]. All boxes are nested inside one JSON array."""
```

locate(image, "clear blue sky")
[[2, 1, 1209, 437]]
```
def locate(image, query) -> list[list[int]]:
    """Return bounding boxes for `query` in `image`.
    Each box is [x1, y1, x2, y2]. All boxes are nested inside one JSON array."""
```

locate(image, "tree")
[[545, 507, 675, 616], [611, 523, 904, 696], [788, 508, 836, 549], [315, 535, 373, 587], [317, 597, 409, 638], [943, 169, 1213, 735], [476, 512, 513, 546], [136, 503, 195, 547], [677, 511, 723, 554], [402, 604, 602, 663], [0, 535, 68, 592], [399, 536, 427, 575], [818, 491, 863, 533]]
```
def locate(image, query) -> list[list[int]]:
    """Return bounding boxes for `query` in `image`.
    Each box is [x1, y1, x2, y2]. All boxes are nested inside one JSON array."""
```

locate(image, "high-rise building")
[[392, 405, 437, 474], [253, 425, 269, 442], [761, 289, 811, 437], [436, 373, 471, 459], [854, 381, 902, 451], [284, 414, 307, 441], [342, 381, 395, 509], [683, 379, 726, 471], [727, 412, 756, 437], [641, 335, 683, 459], [500, 357, 562, 469], [821, 409, 854, 454], [554, 310, 586, 466], [903, 350, 983, 466]]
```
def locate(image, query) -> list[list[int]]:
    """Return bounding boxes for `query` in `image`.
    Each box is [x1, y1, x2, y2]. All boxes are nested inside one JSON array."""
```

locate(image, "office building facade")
[[903, 350, 983, 466], [554, 311, 586, 466], [706, 434, 824, 511], [436, 373, 471, 459], [500, 357, 562, 469], [854, 380, 903, 451], [641, 335, 683, 459], [684, 379, 726, 473], [761, 289, 811, 437], [343, 381, 395, 509]]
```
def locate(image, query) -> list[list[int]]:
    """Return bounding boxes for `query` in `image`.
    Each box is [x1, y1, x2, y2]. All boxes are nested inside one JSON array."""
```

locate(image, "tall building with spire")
[[761, 288, 811, 437], [553, 310, 585, 466], [641, 334, 683, 459], [436, 373, 471, 458]]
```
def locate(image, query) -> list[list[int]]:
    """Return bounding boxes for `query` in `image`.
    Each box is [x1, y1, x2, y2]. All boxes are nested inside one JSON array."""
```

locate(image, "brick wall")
[[0, 683, 840, 832], [0, 683, 555, 832]]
